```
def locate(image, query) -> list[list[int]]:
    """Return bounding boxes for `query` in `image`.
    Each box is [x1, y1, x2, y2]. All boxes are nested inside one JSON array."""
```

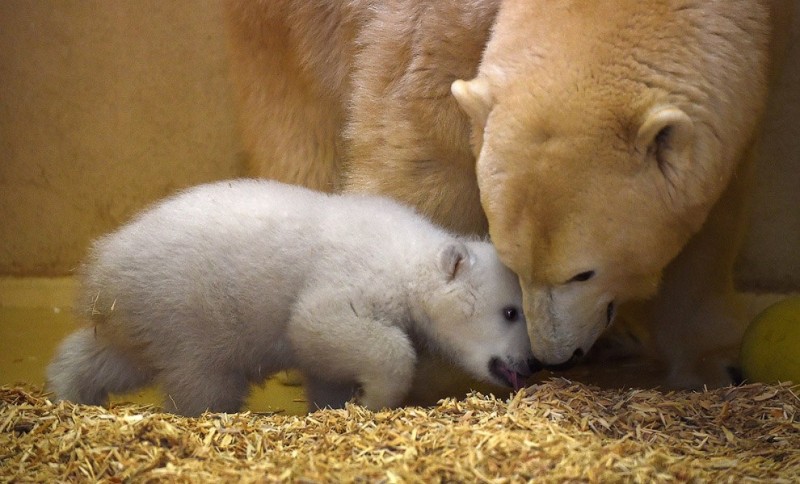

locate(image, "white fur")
[[47, 179, 532, 415]]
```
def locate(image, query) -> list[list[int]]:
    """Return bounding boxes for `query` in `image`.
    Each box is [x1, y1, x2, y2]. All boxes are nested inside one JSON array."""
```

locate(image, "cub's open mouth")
[[489, 357, 528, 391]]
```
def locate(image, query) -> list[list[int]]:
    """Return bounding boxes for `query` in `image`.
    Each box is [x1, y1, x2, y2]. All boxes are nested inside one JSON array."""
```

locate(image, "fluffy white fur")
[[47, 179, 533, 416]]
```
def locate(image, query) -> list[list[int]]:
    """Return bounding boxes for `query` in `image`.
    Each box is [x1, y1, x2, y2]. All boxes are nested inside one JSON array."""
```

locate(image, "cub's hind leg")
[[47, 327, 154, 406], [159, 362, 250, 416]]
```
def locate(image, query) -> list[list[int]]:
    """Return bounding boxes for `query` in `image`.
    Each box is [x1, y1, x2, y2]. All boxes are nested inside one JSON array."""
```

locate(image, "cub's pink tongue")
[[491, 358, 527, 391], [508, 370, 523, 391], [499, 364, 524, 391]]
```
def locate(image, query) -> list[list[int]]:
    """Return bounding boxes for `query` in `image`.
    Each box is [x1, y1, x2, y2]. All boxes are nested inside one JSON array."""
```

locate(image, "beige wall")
[[736, 4, 800, 292], [0, 1, 243, 275]]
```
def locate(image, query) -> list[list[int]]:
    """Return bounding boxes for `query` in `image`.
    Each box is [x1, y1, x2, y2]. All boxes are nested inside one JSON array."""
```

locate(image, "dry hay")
[[1, 379, 798, 482]]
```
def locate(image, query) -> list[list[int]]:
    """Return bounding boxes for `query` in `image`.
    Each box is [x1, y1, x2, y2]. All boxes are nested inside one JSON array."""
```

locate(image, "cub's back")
[[79, 179, 448, 329]]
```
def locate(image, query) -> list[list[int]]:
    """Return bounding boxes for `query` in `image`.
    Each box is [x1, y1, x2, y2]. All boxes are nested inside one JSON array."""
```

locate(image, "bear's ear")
[[452, 77, 493, 127], [437, 242, 472, 281], [636, 105, 694, 171]]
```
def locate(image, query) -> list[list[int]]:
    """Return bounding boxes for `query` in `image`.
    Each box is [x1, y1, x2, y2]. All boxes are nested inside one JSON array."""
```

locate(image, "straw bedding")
[[2, 379, 798, 482]]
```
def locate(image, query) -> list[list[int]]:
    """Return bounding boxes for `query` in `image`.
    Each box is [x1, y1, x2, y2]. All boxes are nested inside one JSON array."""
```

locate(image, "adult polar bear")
[[224, 0, 789, 388]]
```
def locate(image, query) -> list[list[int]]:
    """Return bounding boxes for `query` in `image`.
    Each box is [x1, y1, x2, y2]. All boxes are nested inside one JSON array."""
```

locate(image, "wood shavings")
[[1, 379, 798, 482]]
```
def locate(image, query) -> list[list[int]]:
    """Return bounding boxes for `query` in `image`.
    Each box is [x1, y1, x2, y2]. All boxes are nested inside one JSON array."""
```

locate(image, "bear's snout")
[[530, 347, 584, 372]]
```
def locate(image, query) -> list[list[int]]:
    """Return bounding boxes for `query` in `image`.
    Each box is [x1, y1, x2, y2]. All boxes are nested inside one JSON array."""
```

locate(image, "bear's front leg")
[[633, 154, 754, 388], [288, 294, 417, 411]]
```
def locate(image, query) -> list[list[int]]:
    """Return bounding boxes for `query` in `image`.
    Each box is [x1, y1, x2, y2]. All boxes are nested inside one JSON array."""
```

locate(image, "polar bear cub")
[[47, 179, 533, 415]]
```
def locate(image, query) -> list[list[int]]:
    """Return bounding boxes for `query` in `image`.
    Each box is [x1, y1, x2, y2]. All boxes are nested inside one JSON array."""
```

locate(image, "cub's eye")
[[502, 306, 520, 322], [568, 270, 595, 283]]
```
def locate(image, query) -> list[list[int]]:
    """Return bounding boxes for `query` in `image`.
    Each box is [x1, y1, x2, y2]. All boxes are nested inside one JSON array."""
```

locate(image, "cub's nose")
[[530, 348, 584, 372]]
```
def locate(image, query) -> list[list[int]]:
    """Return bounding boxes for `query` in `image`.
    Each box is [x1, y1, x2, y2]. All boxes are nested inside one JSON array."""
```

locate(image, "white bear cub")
[[48, 179, 533, 415]]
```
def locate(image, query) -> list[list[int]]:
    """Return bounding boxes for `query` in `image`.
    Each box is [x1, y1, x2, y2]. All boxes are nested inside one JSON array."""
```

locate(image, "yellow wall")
[[0, 0, 243, 275]]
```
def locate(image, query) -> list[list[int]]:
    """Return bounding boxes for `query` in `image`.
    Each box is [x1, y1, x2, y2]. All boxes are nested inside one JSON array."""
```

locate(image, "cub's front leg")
[[288, 293, 417, 411]]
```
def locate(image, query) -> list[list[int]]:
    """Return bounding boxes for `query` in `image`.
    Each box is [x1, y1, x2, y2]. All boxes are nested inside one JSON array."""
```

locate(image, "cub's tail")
[[47, 327, 152, 406]]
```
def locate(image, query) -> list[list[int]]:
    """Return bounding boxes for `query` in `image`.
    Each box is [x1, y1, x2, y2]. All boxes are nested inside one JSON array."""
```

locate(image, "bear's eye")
[[568, 270, 595, 283], [502, 306, 520, 322]]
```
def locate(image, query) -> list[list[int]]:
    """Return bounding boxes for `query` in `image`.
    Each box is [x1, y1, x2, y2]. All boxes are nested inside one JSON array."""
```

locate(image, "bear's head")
[[451, 0, 770, 367], [421, 240, 534, 390]]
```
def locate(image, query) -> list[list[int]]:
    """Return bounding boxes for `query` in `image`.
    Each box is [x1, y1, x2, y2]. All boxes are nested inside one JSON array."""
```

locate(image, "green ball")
[[740, 296, 800, 384]]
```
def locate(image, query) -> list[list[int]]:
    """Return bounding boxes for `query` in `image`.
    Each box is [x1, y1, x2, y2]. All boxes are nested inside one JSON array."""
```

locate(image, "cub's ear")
[[452, 77, 493, 127], [636, 105, 694, 170], [437, 242, 472, 281]]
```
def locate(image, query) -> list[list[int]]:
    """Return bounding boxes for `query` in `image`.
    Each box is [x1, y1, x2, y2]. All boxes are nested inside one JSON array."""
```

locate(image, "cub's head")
[[451, 0, 770, 367], [422, 241, 534, 390]]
